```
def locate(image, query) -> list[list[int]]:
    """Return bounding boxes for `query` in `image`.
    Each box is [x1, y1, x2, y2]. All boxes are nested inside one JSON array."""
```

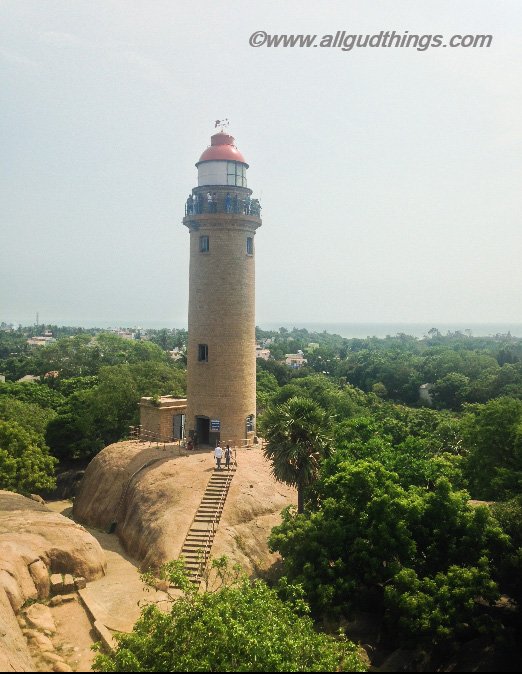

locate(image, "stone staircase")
[[181, 467, 236, 583]]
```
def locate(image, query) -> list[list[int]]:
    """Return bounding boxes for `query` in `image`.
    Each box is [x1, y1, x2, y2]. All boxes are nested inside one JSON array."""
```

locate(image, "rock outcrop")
[[0, 490, 107, 671], [0, 585, 34, 671], [73, 441, 296, 573], [0, 491, 106, 612]]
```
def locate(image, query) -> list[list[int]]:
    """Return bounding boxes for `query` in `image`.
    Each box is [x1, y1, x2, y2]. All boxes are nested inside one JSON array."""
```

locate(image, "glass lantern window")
[[227, 162, 247, 187]]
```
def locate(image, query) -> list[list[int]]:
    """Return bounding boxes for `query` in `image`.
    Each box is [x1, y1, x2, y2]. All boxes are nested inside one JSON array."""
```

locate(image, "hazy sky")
[[1, 1, 521, 328]]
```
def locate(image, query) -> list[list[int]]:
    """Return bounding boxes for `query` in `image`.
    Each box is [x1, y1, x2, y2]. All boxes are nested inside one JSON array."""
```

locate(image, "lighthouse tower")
[[183, 125, 262, 448]]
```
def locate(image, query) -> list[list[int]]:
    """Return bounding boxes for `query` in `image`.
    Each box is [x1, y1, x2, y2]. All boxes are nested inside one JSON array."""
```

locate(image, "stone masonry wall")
[[183, 208, 261, 446]]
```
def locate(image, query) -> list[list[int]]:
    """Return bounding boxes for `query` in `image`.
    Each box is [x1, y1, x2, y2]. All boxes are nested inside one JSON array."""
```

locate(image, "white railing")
[[128, 426, 186, 452], [190, 469, 235, 583]]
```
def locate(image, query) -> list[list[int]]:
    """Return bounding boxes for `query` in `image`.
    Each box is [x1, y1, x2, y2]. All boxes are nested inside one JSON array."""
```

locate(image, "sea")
[[9, 319, 522, 339], [257, 322, 522, 339]]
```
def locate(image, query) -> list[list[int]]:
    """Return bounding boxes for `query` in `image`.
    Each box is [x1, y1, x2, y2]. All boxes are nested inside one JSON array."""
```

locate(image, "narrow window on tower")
[[246, 415, 254, 434], [198, 344, 208, 362], [246, 237, 254, 256], [199, 235, 209, 253]]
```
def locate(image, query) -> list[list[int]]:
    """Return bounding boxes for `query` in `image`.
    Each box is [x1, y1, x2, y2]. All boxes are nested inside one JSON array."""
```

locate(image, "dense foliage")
[[0, 328, 186, 463], [0, 420, 57, 493], [491, 496, 522, 607], [269, 463, 505, 643], [0, 327, 187, 381], [2, 323, 522, 659], [461, 397, 522, 500], [93, 559, 366, 673], [46, 361, 185, 459], [254, 328, 522, 653], [256, 326, 522, 406]]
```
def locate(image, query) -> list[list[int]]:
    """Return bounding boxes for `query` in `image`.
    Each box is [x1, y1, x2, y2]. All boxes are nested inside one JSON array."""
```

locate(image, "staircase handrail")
[[192, 469, 235, 582]]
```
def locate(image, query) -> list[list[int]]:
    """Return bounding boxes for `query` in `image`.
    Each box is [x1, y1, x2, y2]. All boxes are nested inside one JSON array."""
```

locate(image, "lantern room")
[[196, 131, 249, 187]]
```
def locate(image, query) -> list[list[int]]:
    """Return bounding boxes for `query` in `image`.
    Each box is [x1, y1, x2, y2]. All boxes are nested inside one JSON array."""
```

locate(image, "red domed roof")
[[196, 132, 248, 166]]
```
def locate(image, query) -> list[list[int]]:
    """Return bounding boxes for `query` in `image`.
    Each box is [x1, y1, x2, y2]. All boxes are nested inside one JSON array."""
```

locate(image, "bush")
[[491, 495, 522, 606], [462, 397, 522, 500], [269, 460, 507, 643], [385, 561, 498, 644], [93, 559, 366, 672], [0, 420, 56, 494]]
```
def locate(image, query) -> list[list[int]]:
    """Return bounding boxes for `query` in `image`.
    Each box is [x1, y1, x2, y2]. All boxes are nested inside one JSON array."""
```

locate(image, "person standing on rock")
[[214, 443, 223, 470], [224, 444, 232, 470]]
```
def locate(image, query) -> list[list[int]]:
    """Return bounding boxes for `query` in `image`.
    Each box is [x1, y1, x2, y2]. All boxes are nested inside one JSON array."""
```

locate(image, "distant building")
[[255, 345, 271, 360], [307, 342, 320, 352], [0, 374, 5, 383], [27, 335, 56, 347], [419, 383, 434, 406], [17, 374, 39, 383], [169, 348, 184, 361], [285, 352, 307, 369], [112, 329, 136, 340]]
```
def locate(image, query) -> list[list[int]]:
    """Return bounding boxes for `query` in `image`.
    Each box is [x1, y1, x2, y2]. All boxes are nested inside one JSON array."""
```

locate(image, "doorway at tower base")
[[188, 416, 256, 449], [195, 416, 213, 447]]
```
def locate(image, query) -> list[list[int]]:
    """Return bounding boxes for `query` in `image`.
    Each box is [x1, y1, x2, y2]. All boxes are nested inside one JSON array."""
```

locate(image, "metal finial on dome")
[[214, 118, 230, 132]]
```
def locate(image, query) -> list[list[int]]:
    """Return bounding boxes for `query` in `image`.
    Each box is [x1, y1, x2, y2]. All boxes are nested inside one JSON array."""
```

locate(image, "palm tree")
[[261, 396, 333, 514]]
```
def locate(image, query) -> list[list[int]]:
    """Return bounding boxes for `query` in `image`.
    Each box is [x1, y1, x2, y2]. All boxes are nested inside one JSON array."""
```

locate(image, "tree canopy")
[[93, 559, 366, 673], [261, 396, 334, 513], [269, 460, 507, 643], [461, 397, 522, 500], [0, 420, 56, 494]]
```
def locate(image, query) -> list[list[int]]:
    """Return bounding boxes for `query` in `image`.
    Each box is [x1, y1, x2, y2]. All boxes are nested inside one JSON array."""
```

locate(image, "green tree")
[[269, 460, 506, 643], [0, 381, 65, 410], [332, 405, 465, 490], [371, 382, 388, 398], [256, 368, 280, 411], [0, 420, 57, 494], [261, 396, 333, 513], [385, 560, 498, 644], [28, 332, 171, 379], [256, 357, 292, 386], [271, 375, 368, 421], [491, 496, 522, 607], [461, 397, 522, 499], [46, 361, 186, 460], [93, 559, 365, 673], [56, 375, 99, 397], [0, 396, 57, 437], [45, 389, 103, 460], [431, 372, 472, 410]]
